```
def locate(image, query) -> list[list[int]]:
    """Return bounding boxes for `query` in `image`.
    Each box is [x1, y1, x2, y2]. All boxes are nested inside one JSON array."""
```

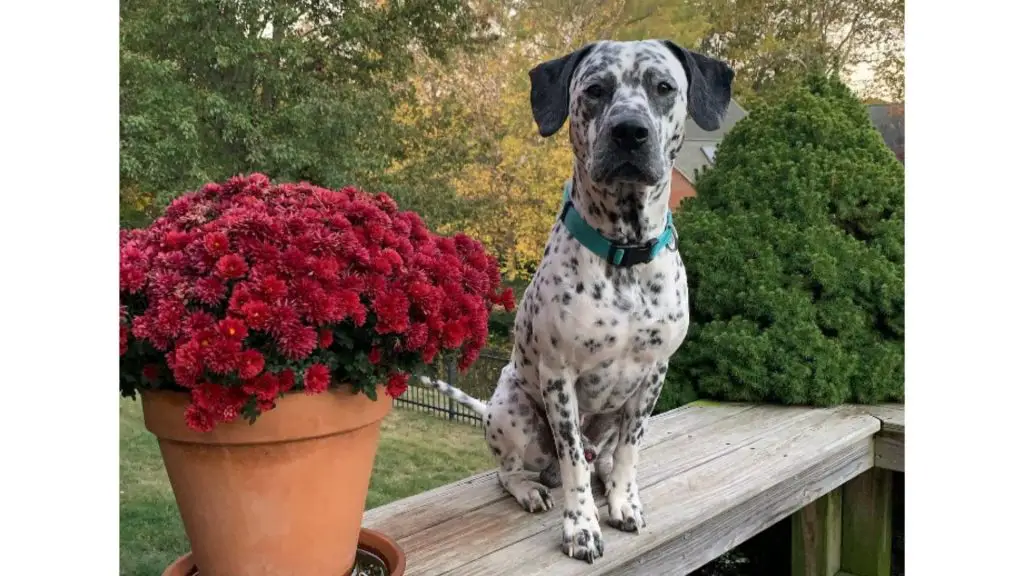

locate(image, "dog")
[[418, 375, 619, 488], [424, 39, 733, 563]]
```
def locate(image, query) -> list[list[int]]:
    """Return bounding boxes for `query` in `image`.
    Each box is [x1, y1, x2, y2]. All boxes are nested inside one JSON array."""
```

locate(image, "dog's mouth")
[[608, 162, 646, 180], [594, 159, 662, 185], [584, 448, 596, 463]]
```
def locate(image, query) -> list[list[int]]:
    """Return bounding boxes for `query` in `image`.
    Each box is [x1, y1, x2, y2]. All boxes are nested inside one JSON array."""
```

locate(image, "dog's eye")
[[656, 82, 676, 95], [584, 84, 605, 99]]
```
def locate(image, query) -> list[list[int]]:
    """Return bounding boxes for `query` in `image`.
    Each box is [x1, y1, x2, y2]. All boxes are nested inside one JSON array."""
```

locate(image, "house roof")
[[672, 99, 747, 182], [866, 103, 905, 161]]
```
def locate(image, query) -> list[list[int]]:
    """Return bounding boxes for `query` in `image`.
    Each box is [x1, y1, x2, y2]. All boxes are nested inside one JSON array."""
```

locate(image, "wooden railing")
[[363, 402, 905, 576]]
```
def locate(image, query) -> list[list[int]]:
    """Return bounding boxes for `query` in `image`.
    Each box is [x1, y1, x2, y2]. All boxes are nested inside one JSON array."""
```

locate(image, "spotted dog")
[[438, 40, 733, 563], [418, 375, 618, 488]]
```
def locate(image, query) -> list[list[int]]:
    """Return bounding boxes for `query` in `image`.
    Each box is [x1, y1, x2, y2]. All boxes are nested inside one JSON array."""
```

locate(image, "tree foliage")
[[659, 75, 904, 410], [119, 0, 485, 228], [689, 0, 905, 103]]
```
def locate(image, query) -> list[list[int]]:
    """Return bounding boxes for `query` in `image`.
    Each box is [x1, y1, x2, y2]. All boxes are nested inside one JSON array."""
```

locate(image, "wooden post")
[[840, 467, 893, 576], [791, 488, 842, 576]]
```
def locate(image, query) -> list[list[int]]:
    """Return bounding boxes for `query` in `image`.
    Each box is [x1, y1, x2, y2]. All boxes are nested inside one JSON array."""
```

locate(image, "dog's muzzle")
[[592, 114, 664, 184]]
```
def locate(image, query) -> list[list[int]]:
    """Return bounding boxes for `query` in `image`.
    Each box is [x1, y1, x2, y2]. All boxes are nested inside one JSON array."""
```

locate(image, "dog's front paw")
[[607, 486, 646, 533], [561, 503, 604, 563]]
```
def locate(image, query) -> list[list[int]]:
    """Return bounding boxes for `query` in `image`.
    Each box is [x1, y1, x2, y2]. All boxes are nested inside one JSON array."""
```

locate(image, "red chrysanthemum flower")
[[385, 372, 409, 398], [373, 288, 411, 335], [368, 347, 382, 365], [119, 173, 510, 432], [169, 340, 203, 388], [237, 349, 265, 379], [193, 277, 227, 306], [277, 324, 318, 361], [184, 404, 214, 433], [278, 369, 296, 393], [218, 318, 248, 341], [304, 364, 331, 395], [203, 231, 230, 257], [319, 329, 334, 349], [215, 254, 248, 280], [242, 371, 278, 402], [205, 338, 242, 374], [240, 301, 271, 330]]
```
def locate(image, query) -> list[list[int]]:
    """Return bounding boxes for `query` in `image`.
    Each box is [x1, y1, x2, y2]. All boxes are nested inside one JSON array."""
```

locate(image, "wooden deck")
[[363, 402, 904, 576]]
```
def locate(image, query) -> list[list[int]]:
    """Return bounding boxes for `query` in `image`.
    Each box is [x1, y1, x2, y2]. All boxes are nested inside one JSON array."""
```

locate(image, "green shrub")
[[659, 76, 904, 411]]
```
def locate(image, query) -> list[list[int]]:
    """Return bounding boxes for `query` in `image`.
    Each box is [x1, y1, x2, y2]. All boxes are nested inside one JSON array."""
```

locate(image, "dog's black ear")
[[661, 41, 735, 132], [528, 44, 596, 138]]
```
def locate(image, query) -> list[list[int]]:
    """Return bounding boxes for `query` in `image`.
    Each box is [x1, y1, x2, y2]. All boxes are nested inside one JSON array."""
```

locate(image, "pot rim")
[[160, 527, 406, 576], [142, 386, 392, 445]]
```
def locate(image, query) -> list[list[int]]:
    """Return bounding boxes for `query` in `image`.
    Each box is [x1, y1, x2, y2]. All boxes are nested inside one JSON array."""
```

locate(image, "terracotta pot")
[[160, 528, 406, 576], [143, 386, 393, 576]]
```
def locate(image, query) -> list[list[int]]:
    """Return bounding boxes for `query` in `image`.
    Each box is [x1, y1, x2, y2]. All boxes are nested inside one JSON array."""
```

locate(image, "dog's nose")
[[610, 119, 649, 150]]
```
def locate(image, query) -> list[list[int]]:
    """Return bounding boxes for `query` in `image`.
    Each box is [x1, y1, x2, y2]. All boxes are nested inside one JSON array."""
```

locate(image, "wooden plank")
[[374, 406, 830, 576], [612, 436, 873, 576], [791, 488, 842, 576], [840, 468, 893, 576], [873, 434, 904, 472], [363, 403, 757, 541], [451, 407, 879, 576], [862, 403, 904, 472], [861, 404, 904, 435]]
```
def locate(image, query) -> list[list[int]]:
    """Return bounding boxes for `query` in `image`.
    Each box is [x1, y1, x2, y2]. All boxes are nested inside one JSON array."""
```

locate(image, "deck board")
[[862, 404, 904, 472], [363, 404, 881, 576]]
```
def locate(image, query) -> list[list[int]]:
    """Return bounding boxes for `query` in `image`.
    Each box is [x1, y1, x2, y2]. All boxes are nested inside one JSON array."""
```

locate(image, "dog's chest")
[[527, 227, 689, 412]]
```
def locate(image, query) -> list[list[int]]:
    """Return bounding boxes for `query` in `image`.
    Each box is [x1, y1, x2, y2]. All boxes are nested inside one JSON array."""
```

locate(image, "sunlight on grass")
[[119, 397, 493, 576]]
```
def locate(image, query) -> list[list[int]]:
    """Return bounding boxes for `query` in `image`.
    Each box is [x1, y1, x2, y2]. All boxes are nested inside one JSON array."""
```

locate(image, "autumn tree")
[[119, 0, 487, 228], [689, 0, 905, 103]]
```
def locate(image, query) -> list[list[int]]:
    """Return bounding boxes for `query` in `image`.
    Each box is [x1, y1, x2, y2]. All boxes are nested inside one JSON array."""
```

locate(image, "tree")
[[689, 0, 904, 103], [119, 0, 486, 228], [658, 75, 904, 411]]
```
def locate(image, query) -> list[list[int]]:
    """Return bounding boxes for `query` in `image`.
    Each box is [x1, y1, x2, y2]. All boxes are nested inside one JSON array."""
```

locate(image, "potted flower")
[[119, 173, 515, 576]]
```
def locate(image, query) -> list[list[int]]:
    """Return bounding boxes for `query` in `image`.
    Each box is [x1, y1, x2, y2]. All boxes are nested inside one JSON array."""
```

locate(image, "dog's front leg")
[[606, 367, 666, 533], [540, 363, 604, 563]]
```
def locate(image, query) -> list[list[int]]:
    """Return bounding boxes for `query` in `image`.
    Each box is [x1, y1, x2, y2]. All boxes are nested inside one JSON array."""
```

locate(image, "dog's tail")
[[417, 375, 488, 416]]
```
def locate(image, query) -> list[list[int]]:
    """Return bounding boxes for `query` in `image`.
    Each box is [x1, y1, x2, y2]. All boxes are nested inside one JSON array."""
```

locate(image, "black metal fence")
[[393, 349, 508, 426]]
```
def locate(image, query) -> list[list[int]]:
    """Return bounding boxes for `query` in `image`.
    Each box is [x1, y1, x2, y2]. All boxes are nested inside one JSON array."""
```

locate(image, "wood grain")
[[362, 403, 756, 540], [840, 468, 893, 576], [791, 488, 842, 576], [363, 403, 896, 576], [375, 406, 825, 575], [449, 408, 878, 576], [873, 434, 904, 472], [861, 404, 904, 435]]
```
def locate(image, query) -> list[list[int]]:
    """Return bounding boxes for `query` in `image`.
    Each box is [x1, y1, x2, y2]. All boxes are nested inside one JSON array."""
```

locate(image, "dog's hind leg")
[[487, 367, 556, 513]]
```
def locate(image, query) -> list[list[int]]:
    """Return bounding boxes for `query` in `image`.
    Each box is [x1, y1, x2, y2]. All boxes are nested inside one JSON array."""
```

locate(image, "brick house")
[[669, 99, 748, 210]]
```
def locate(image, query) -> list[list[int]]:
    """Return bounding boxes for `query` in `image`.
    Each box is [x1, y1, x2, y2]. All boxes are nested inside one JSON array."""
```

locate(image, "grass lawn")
[[119, 397, 494, 576]]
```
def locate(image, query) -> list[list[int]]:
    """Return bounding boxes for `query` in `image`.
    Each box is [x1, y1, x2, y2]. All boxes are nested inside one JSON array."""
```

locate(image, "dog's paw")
[[561, 504, 604, 563], [515, 481, 554, 513], [607, 488, 646, 533]]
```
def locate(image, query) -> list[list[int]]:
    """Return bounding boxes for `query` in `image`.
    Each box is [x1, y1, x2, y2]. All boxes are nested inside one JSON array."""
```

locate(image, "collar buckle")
[[608, 237, 657, 267]]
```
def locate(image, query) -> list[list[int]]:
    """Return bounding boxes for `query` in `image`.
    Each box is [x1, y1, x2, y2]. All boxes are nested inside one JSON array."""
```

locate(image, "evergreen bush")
[[659, 76, 904, 411]]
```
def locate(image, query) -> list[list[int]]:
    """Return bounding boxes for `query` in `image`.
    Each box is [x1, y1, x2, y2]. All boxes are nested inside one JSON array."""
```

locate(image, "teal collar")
[[559, 180, 677, 267]]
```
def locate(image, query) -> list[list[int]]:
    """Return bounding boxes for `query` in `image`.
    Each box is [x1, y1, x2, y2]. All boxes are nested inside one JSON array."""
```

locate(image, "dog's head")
[[529, 40, 734, 187]]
